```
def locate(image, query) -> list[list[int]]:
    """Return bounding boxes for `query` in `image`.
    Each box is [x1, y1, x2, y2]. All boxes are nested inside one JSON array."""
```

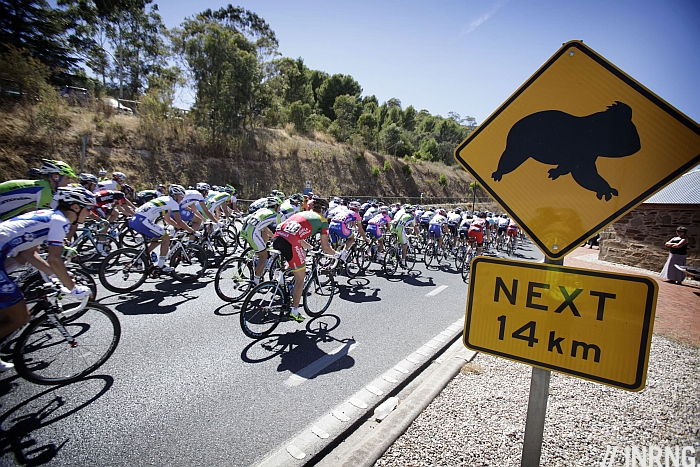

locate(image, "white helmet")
[[196, 182, 210, 192], [169, 184, 186, 197], [54, 186, 96, 207]]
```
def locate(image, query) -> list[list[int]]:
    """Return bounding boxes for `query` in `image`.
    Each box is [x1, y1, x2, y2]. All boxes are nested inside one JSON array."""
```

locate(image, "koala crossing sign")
[[455, 40, 700, 260]]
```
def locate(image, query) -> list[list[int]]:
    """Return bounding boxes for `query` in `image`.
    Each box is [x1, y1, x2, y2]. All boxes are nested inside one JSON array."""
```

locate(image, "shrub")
[[401, 164, 412, 177], [438, 174, 448, 186], [383, 160, 391, 172], [355, 152, 364, 161], [371, 165, 381, 177]]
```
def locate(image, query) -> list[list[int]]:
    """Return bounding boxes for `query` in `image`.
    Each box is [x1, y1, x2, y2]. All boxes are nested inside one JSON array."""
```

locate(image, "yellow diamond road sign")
[[463, 257, 658, 391], [455, 40, 700, 259]]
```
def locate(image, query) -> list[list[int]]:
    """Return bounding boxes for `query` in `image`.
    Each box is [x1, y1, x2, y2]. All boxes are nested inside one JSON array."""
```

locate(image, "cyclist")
[[223, 185, 241, 214], [128, 184, 198, 273], [280, 193, 304, 222], [135, 188, 159, 206], [447, 207, 463, 250], [366, 205, 392, 260], [458, 212, 473, 251], [242, 197, 282, 285], [155, 183, 166, 197], [418, 206, 435, 239], [199, 188, 233, 222], [428, 208, 449, 252], [497, 214, 510, 244], [97, 171, 126, 192], [0, 186, 95, 370], [468, 211, 490, 256], [361, 202, 378, 232], [391, 205, 417, 269], [507, 218, 519, 250], [98, 169, 108, 182], [272, 196, 336, 323], [0, 159, 77, 221], [180, 183, 216, 234], [329, 200, 368, 262]]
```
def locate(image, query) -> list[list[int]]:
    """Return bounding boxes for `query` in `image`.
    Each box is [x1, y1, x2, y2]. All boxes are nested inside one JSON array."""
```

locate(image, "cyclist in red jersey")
[[272, 196, 336, 322], [468, 211, 490, 256]]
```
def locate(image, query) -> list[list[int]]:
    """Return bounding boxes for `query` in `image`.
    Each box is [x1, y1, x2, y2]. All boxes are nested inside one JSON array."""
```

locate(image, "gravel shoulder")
[[375, 336, 700, 467]]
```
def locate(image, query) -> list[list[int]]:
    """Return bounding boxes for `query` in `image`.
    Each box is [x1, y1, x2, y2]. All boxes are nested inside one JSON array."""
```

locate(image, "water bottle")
[[151, 252, 158, 263]]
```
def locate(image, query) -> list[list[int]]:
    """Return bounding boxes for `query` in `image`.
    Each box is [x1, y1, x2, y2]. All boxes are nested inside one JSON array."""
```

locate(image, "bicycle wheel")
[[461, 254, 473, 283], [240, 282, 285, 339], [344, 250, 361, 279], [75, 234, 120, 273], [455, 247, 465, 270], [99, 248, 149, 292], [70, 268, 98, 300], [214, 256, 253, 302], [405, 249, 417, 272], [210, 232, 228, 257], [506, 239, 514, 256], [14, 303, 121, 385], [424, 243, 435, 267], [435, 244, 443, 264], [119, 226, 144, 248], [303, 269, 336, 317], [170, 243, 207, 283], [383, 247, 399, 276], [358, 244, 373, 272]]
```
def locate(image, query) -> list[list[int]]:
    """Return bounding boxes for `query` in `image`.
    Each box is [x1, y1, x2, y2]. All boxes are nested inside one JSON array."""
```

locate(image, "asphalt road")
[[0, 238, 543, 466]]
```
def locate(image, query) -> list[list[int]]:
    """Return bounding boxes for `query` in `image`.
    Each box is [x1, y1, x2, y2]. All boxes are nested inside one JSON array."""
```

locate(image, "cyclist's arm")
[[165, 211, 195, 234], [319, 233, 336, 256], [198, 201, 216, 221], [46, 245, 76, 290]]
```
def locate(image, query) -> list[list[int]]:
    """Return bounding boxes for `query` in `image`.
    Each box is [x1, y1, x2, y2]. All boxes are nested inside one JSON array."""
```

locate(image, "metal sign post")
[[520, 256, 559, 467]]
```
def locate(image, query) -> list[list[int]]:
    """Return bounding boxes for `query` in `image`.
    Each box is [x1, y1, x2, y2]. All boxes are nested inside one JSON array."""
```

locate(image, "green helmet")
[[40, 159, 77, 177]]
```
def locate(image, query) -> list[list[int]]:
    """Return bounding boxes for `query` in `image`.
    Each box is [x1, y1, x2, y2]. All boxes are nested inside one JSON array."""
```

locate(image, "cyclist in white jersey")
[[180, 183, 216, 233], [0, 187, 95, 371], [128, 184, 198, 272]]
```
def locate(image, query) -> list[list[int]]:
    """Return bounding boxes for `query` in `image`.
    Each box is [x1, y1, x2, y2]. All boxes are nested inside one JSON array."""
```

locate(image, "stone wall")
[[599, 204, 699, 272]]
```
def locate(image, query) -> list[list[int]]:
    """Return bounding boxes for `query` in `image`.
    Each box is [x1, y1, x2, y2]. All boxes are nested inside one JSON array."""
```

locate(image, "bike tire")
[[119, 226, 144, 248], [99, 248, 149, 292], [240, 282, 285, 339], [75, 234, 120, 273], [344, 250, 360, 279], [424, 244, 435, 267], [214, 256, 254, 302], [405, 250, 417, 272], [303, 269, 336, 317], [461, 254, 473, 283], [455, 248, 465, 270], [170, 244, 208, 283], [358, 244, 373, 272], [14, 302, 121, 385], [383, 247, 399, 276]]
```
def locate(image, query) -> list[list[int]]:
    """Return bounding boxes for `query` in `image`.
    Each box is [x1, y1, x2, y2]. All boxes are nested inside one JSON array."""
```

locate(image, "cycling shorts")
[[428, 224, 443, 238], [507, 226, 518, 237], [272, 235, 306, 271], [497, 226, 507, 236], [329, 221, 353, 240], [0, 263, 23, 310], [366, 223, 383, 239], [129, 214, 165, 240], [458, 229, 469, 239], [447, 223, 458, 236], [180, 208, 194, 223], [91, 206, 113, 219], [468, 229, 484, 245], [242, 224, 267, 253]]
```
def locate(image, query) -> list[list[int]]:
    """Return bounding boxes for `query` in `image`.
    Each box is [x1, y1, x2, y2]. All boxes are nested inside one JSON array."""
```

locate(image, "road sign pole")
[[520, 256, 560, 467]]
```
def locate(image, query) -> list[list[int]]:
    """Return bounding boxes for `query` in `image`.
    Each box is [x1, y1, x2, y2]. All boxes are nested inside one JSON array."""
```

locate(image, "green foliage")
[[315, 74, 362, 120], [383, 160, 391, 172], [401, 164, 412, 177], [35, 87, 71, 152], [438, 174, 447, 186], [139, 89, 170, 151], [355, 152, 364, 161], [417, 137, 439, 161], [287, 101, 312, 133], [371, 165, 381, 177], [0, 45, 51, 102], [306, 113, 331, 132]]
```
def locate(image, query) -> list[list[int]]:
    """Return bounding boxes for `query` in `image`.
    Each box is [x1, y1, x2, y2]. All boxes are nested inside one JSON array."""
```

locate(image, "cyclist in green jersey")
[[242, 197, 282, 284], [0, 159, 76, 221]]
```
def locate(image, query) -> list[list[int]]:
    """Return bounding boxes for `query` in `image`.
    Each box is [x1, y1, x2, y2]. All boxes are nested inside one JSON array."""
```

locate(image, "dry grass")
[[461, 362, 484, 374]]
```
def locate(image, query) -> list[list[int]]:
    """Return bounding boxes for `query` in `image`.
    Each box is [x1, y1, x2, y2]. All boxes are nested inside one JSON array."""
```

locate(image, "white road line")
[[284, 340, 357, 387], [426, 285, 449, 297]]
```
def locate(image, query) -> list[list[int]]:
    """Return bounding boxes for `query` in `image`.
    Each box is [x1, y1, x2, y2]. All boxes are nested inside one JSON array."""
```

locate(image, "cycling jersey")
[[362, 207, 378, 222], [180, 190, 205, 209], [391, 212, 416, 245], [419, 210, 435, 226], [198, 192, 231, 219], [280, 200, 300, 222], [247, 197, 267, 214], [366, 213, 391, 239], [274, 211, 329, 270], [96, 180, 120, 192], [0, 179, 54, 221], [428, 214, 448, 238], [329, 209, 361, 243], [242, 208, 281, 252], [0, 210, 70, 309], [447, 212, 462, 226], [468, 218, 489, 245], [135, 190, 158, 206], [128, 196, 180, 239]]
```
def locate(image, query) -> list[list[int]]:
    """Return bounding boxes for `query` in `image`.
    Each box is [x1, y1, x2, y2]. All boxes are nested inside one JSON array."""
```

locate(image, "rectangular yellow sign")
[[463, 257, 658, 391]]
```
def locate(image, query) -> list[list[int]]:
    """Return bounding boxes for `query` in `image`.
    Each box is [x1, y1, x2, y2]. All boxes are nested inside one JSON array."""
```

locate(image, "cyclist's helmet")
[[196, 182, 210, 192], [455, 207, 462, 214], [98, 169, 107, 177], [112, 171, 127, 183], [290, 193, 304, 204], [157, 183, 166, 191], [348, 201, 361, 211], [26, 168, 42, 179], [404, 205, 414, 212], [271, 190, 286, 199], [266, 196, 281, 208], [438, 208, 447, 216], [40, 159, 77, 177], [312, 196, 329, 212], [54, 186, 95, 207], [224, 184, 236, 194], [121, 184, 134, 197], [79, 173, 98, 186], [479, 211, 487, 218], [379, 205, 389, 213], [169, 184, 186, 197]]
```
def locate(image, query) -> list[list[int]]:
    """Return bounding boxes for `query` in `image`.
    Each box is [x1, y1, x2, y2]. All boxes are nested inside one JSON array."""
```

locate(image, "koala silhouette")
[[491, 102, 641, 201]]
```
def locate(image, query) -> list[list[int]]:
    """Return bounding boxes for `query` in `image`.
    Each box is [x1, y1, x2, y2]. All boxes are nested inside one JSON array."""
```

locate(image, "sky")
[[155, 0, 700, 126]]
